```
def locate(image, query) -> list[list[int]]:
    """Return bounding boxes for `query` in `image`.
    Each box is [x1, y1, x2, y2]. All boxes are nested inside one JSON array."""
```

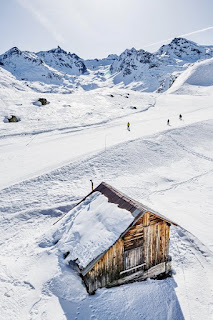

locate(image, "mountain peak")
[[155, 37, 211, 61], [170, 37, 197, 46], [47, 46, 67, 54], [123, 47, 137, 55], [5, 47, 22, 56]]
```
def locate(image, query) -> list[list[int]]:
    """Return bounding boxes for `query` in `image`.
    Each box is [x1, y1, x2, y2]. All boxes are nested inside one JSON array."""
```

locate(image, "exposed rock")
[[7, 115, 20, 122], [38, 98, 49, 105]]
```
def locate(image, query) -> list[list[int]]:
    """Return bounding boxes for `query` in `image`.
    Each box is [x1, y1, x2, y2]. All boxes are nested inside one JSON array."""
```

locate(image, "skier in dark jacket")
[[167, 119, 170, 126], [179, 114, 182, 120]]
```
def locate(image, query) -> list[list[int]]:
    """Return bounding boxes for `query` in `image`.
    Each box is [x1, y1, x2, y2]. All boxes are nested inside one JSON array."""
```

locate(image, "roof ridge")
[[96, 182, 177, 226]]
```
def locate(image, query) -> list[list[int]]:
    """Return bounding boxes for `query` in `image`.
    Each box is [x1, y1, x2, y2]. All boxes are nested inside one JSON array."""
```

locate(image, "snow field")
[[0, 75, 213, 319]]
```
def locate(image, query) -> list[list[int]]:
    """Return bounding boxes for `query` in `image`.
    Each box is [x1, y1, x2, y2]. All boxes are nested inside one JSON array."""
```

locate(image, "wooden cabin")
[[62, 182, 177, 294]]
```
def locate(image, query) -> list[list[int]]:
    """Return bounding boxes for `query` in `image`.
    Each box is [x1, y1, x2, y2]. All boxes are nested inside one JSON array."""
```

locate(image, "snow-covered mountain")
[[109, 38, 213, 92], [37, 46, 87, 75], [0, 38, 213, 93], [0, 47, 64, 84], [156, 37, 213, 62], [109, 47, 179, 92]]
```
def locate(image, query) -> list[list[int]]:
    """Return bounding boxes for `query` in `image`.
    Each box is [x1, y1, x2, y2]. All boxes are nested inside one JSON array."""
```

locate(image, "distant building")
[[60, 182, 177, 294]]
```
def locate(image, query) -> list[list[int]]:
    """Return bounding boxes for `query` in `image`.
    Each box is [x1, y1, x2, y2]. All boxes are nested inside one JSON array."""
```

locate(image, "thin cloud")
[[143, 26, 213, 49], [16, 0, 65, 44]]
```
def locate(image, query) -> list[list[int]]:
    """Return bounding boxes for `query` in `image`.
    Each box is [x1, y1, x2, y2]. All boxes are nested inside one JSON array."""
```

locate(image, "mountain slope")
[[0, 66, 30, 91]]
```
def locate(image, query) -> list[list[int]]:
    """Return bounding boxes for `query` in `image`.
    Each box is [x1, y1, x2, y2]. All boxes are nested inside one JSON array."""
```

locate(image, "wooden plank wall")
[[123, 216, 144, 250], [84, 239, 124, 293], [144, 213, 170, 269], [123, 216, 144, 274]]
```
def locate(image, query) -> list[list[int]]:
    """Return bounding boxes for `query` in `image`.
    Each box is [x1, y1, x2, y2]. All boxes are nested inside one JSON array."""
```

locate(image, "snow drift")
[[168, 57, 213, 95]]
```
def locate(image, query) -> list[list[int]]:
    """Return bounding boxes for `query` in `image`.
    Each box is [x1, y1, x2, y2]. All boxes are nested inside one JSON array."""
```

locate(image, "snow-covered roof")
[[57, 182, 177, 274], [58, 191, 134, 270]]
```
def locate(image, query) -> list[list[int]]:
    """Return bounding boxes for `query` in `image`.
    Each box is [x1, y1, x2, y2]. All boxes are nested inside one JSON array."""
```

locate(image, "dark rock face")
[[38, 98, 48, 105], [73, 59, 87, 74]]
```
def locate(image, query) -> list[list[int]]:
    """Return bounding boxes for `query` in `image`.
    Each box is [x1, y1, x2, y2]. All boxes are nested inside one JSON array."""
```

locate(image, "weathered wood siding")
[[143, 212, 170, 269], [83, 212, 171, 293], [84, 239, 124, 293], [123, 216, 144, 274]]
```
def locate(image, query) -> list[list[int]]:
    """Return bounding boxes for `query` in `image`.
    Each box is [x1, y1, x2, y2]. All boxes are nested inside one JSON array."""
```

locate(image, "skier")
[[127, 122, 130, 131], [90, 179, 94, 191], [179, 114, 182, 120], [167, 119, 170, 126]]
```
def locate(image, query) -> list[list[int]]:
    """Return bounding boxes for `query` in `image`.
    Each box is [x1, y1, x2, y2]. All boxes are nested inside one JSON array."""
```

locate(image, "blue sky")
[[0, 0, 213, 58]]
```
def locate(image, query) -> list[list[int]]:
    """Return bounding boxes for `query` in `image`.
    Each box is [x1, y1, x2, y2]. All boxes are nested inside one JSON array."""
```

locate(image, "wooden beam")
[[120, 263, 146, 275]]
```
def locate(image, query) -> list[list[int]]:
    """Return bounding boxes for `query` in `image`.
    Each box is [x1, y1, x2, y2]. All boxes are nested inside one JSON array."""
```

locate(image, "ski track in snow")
[[0, 86, 213, 319]]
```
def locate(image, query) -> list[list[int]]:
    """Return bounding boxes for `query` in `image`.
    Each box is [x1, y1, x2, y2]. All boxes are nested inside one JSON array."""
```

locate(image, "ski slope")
[[1, 88, 213, 189], [0, 80, 213, 319]]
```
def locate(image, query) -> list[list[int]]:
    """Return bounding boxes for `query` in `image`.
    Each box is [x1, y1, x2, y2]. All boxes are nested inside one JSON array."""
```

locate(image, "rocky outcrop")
[[6, 115, 20, 122], [38, 98, 49, 105]]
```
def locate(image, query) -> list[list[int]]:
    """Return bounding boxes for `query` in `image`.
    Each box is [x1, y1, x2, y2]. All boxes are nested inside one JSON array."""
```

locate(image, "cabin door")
[[124, 246, 143, 271]]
